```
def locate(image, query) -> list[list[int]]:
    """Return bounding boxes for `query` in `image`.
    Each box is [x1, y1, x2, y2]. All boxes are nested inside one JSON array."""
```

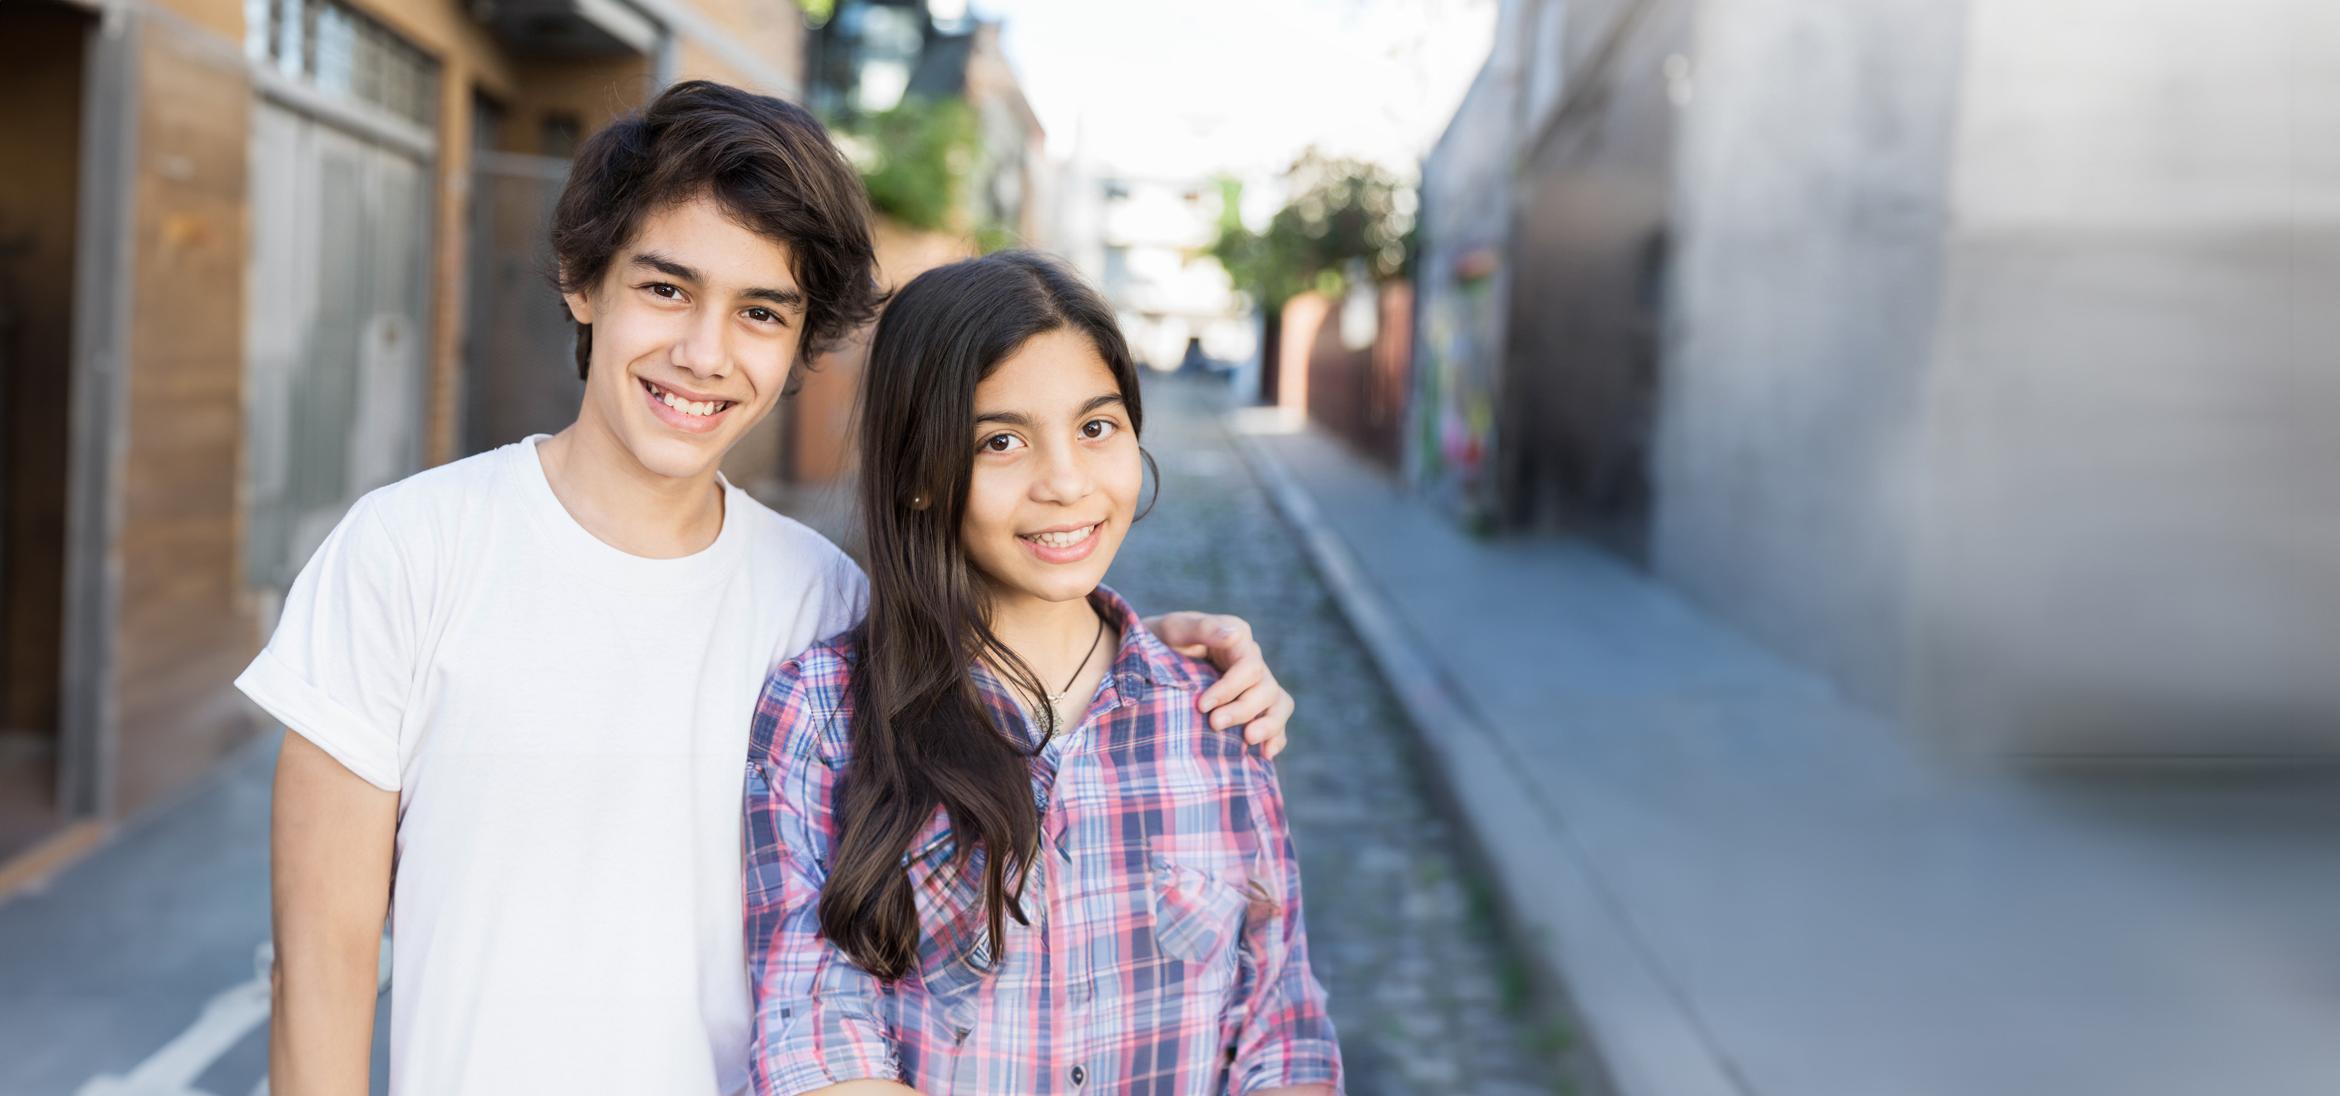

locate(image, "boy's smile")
[[639, 377, 736, 433]]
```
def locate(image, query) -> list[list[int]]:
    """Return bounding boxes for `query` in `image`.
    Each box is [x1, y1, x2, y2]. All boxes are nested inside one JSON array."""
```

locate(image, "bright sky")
[[970, 0, 1498, 180]]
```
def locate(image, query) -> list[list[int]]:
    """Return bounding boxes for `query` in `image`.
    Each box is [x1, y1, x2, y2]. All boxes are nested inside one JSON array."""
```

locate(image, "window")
[[247, 0, 439, 128]]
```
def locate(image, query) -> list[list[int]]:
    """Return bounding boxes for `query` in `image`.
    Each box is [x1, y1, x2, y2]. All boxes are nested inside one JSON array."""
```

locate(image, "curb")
[[1229, 423, 1750, 1096]]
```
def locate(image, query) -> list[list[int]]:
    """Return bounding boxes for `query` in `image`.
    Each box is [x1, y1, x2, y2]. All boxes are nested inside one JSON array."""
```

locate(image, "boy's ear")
[[561, 286, 596, 325], [558, 266, 596, 324]]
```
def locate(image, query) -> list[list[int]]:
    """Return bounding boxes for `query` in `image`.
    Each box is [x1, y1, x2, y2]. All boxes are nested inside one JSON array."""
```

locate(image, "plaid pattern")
[[745, 586, 1342, 1095]]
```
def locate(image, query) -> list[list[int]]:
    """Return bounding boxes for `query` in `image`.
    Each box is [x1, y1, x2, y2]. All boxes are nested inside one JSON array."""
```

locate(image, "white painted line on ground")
[[75, 937, 388, 1096]]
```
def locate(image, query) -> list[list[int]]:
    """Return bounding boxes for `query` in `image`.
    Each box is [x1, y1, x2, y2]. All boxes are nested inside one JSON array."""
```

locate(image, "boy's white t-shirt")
[[235, 436, 866, 1096]]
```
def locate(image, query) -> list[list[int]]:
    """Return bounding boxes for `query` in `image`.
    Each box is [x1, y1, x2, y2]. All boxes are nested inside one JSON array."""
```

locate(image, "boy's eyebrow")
[[973, 393, 1125, 428], [629, 251, 701, 284], [628, 251, 804, 310]]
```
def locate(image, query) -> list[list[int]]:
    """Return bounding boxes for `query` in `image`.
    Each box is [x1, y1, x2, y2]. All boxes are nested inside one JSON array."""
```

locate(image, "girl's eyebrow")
[[974, 393, 1125, 428]]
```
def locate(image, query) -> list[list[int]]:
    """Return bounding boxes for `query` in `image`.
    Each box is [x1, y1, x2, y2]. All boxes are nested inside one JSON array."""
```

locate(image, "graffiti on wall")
[[1408, 244, 1503, 529]]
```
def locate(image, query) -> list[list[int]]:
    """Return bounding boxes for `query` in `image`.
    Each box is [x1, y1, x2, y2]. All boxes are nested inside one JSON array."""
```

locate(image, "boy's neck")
[[536, 415, 726, 559]]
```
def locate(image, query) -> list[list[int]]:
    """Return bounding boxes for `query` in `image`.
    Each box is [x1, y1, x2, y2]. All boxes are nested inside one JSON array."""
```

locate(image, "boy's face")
[[562, 194, 804, 483], [959, 329, 1142, 609]]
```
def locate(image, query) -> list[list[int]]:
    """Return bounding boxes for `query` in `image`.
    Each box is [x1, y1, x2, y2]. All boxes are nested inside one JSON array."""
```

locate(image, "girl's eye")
[[982, 433, 1026, 454], [1081, 418, 1119, 441]]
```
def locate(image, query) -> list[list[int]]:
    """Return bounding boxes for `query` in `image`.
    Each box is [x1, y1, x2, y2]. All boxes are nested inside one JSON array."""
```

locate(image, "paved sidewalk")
[[1236, 414, 2340, 1096], [0, 733, 391, 1096]]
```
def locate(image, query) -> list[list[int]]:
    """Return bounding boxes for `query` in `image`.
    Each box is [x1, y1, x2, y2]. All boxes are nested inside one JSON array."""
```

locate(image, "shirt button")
[[1070, 1065, 1087, 1086]]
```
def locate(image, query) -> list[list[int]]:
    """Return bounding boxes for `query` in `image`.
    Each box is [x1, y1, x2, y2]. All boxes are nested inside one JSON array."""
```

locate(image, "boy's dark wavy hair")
[[549, 80, 882, 379]]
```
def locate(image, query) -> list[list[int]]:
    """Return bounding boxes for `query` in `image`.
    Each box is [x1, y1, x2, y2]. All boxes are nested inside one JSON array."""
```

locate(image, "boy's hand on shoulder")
[[1146, 611, 1295, 759]]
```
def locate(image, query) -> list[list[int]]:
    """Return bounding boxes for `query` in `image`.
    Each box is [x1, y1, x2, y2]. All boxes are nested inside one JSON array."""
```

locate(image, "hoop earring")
[[1134, 447, 1163, 522]]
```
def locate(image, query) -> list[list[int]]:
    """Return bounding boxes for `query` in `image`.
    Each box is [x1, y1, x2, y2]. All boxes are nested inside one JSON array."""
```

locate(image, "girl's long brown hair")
[[821, 251, 1146, 981]]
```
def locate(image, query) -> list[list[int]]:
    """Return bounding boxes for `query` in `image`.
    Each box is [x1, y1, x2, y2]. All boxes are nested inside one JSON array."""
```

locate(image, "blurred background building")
[[1057, 172, 1258, 374], [1358, 0, 2339, 753], [7, 0, 2340, 1091], [776, 0, 1045, 491], [0, 0, 1049, 866]]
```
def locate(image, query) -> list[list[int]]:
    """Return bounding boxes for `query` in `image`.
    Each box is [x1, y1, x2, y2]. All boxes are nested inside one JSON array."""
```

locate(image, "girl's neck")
[[987, 589, 1108, 683], [536, 417, 725, 558]]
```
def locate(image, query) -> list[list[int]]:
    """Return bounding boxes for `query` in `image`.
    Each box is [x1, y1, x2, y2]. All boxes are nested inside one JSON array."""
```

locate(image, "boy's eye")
[[745, 306, 782, 325], [1081, 418, 1119, 441], [644, 283, 684, 300], [981, 433, 1026, 454]]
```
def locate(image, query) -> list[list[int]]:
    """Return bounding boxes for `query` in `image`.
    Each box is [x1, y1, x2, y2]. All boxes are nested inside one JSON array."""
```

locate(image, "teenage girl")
[[744, 251, 1342, 1095]]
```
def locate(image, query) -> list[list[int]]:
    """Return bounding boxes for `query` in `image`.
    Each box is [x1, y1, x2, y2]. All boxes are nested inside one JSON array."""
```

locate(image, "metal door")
[[245, 100, 431, 589]]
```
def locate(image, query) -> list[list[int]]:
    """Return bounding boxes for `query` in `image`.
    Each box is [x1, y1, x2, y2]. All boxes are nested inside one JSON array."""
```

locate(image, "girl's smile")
[[1019, 520, 1105, 563]]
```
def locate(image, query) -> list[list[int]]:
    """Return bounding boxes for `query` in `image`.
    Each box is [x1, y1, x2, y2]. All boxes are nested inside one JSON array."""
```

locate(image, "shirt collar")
[[966, 584, 1199, 720], [1090, 584, 1192, 691]]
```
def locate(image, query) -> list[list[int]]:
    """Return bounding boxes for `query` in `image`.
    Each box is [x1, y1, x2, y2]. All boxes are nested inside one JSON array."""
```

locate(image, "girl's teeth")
[[1029, 525, 1095, 548]]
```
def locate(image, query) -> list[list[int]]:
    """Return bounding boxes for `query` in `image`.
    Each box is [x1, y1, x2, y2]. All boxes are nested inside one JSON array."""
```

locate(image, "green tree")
[[1208, 150, 1417, 311], [843, 96, 980, 233]]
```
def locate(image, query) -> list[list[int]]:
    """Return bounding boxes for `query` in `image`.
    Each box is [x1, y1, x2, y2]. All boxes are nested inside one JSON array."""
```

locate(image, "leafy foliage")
[[1208, 150, 1417, 310], [841, 96, 981, 233]]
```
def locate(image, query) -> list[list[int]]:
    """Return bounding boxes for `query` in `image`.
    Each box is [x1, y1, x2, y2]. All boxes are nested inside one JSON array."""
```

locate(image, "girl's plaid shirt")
[[744, 586, 1342, 1095]]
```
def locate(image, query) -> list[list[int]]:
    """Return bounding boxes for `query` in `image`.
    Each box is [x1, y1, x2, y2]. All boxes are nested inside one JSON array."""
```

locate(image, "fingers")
[[1154, 611, 1238, 663], [1199, 641, 1266, 718], [1148, 611, 1210, 649], [1161, 611, 1292, 754], [1249, 690, 1295, 757]]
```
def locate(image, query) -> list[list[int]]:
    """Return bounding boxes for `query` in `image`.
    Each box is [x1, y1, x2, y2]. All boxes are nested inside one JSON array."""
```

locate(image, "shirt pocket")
[[907, 828, 1043, 1030], [1146, 832, 1252, 997]]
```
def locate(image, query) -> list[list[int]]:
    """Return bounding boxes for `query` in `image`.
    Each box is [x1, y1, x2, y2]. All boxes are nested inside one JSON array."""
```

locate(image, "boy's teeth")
[[649, 382, 726, 417]]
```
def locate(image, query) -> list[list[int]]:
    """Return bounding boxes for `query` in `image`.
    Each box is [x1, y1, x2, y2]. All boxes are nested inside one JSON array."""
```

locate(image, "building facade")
[[0, 0, 812, 865], [1420, 0, 2340, 750]]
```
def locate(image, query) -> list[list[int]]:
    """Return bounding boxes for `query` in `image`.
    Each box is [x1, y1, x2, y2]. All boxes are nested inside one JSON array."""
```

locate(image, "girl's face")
[[960, 328, 1142, 611]]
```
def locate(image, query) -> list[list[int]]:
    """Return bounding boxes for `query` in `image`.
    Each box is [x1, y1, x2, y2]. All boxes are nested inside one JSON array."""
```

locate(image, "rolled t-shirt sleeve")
[[235, 493, 424, 792]]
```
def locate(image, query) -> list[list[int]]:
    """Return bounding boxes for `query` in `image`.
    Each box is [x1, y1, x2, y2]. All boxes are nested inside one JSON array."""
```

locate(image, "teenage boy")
[[241, 81, 1296, 1096]]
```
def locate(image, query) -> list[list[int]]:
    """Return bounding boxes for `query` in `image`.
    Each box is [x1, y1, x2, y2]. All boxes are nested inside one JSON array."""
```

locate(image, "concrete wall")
[[1907, 0, 2340, 751], [1654, 0, 2340, 749], [1503, 0, 1689, 548], [1652, 0, 1968, 710]]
